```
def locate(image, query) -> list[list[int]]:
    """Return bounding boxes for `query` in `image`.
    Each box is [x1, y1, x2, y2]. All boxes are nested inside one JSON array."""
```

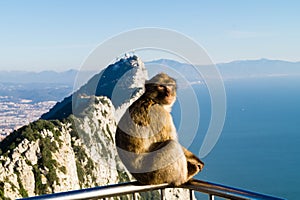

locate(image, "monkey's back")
[[116, 98, 177, 152], [116, 97, 188, 185]]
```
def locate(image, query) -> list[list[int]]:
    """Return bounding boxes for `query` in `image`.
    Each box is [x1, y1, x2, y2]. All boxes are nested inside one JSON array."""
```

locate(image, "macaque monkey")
[[116, 73, 204, 186]]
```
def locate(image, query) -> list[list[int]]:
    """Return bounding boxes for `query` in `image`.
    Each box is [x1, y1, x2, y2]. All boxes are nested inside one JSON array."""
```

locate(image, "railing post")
[[160, 188, 166, 200], [132, 192, 137, 200], [189, 189, 195, 200]]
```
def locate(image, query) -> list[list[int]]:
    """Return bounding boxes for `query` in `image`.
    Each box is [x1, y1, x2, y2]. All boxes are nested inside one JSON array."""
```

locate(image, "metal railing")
[[20, 179, 285, 200]]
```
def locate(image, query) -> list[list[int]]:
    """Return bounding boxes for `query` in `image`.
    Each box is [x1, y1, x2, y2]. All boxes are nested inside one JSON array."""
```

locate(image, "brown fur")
[[116, 73, 204, 186]]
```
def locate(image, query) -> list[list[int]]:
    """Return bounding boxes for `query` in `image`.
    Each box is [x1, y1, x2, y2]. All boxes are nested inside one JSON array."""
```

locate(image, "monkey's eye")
[[157, 85, 165, 91]]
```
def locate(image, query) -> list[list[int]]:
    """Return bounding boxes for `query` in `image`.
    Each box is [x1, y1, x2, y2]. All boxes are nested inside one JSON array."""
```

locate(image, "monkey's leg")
[[133, 140, 188, 186], [182, 146, 204, 179]]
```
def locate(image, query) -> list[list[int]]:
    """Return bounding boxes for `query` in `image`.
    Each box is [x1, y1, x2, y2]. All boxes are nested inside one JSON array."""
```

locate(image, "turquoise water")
[[174, 76, 300, 199]]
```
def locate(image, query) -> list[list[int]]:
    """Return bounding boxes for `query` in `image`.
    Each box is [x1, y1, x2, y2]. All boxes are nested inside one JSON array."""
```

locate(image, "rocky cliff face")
[[0, 95, 127, 199], [0, 56, 191, 199]]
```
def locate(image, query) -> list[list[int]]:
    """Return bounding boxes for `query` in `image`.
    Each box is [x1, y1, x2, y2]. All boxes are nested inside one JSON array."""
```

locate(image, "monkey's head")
[[144, 73, 177, 106]]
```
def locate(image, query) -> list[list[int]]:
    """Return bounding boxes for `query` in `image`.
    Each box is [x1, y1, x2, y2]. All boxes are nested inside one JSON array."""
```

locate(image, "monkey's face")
[[156, 84, 176, 105], [145, 73, 177, 106]]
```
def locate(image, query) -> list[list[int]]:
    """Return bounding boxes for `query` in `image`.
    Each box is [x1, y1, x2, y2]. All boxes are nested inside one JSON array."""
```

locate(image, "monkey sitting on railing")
[[116, 73, 204, 186]]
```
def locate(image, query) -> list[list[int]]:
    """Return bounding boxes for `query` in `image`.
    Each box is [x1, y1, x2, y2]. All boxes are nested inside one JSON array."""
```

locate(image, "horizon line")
[[0, 57, 299, 73]]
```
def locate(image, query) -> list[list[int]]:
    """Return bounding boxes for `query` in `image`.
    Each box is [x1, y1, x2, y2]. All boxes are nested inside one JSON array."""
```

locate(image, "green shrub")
[[60, 166, 67, 174], [17, 176, 28, 197], [76, 160, 85, 186], [0, 181, 11, 200], [33, 165, 47, 195]]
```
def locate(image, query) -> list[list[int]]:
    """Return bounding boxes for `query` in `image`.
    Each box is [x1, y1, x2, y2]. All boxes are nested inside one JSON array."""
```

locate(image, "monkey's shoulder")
[[129, 100, 170, 125], [147, 104, 170, 119]]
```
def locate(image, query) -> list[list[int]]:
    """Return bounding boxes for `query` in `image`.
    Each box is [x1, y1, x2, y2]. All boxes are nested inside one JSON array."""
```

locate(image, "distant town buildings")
[[0, 96, 56, 141]]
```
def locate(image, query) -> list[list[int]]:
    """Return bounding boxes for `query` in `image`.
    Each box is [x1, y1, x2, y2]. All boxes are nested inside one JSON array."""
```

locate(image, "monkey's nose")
[[165, 88, 170, 96]]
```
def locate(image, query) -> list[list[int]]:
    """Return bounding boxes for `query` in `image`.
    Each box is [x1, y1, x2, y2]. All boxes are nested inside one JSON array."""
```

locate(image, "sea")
[[172, 76, 300, 200]]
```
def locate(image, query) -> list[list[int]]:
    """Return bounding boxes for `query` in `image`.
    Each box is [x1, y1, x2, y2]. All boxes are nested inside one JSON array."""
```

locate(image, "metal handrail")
[[20, 179, 285, 200], [182, 179, 285, 200]]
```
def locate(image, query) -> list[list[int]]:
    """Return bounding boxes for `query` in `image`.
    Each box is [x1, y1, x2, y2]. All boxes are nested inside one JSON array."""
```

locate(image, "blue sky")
[[0, 0, 299, 71]]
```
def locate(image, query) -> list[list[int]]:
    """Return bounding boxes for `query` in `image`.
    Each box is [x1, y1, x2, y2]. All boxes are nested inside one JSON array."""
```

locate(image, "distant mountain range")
[[0, 70, 78, 84], [217, 58, 300, 79], [1, 59, 299, 85], [1, 58, 299, 103], [0, 59, 300, 86], [148, 58, 300, 80], [0, 70, 97, 102]]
